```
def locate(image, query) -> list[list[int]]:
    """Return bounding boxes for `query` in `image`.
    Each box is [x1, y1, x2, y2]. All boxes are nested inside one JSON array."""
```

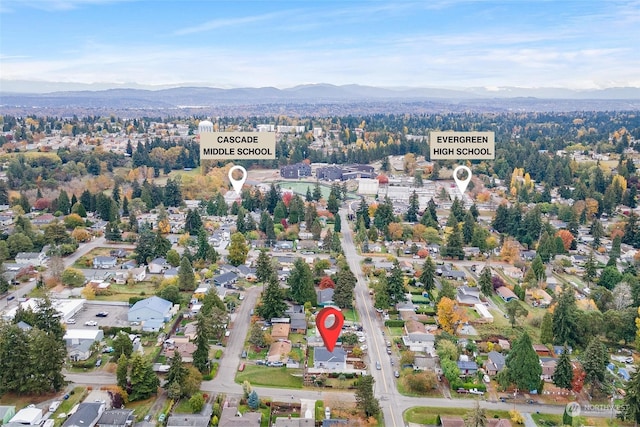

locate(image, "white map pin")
[[453, 165, 472, 195], [228, 165, 247, 196]]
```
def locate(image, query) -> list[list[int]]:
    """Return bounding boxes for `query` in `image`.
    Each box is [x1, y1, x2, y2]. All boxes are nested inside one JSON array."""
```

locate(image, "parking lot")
[[67, 302, 131, 329]]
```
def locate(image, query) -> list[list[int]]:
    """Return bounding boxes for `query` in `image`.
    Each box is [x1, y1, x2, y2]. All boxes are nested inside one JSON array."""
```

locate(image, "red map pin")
[[316, 307, 344, 352]]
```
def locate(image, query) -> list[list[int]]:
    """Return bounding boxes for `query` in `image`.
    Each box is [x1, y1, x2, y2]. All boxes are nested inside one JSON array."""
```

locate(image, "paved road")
[[340, 208, 403, 426], [203, 285, 260, 394], [2, 236, 123, 309]]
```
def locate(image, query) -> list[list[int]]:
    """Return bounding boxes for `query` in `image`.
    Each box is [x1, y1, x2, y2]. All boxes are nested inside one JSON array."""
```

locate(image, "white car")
[[85, 321, 98, 326], [65, 319, 76, 324]]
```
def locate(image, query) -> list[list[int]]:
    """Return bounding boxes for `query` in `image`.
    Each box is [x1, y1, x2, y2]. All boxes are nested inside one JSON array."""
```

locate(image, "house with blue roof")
[[128, 296, 173, 323]]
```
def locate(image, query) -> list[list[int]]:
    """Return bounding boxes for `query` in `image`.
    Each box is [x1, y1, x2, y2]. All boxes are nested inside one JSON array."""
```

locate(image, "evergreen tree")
[[247, 390, 260, 410], [504, 332, 542, 392], [128, 353, 159, 401], [256, 250, 274, 284], [462, 211, 475, 244], [583, 337, 608, 395], [552, 346, 574, 390], [305, 187, 313, 202], [583, 252, 597, 285], [122, 196, 129, 216], [622, 363, 640, 425], [312, 181, 322, 201], [355, 375, 380, 418], [540, 312, 554, 344], [165, 352, 188, 394], [327, 192, 339, 216], [116, 353, 128, 389], [178, 256, 196, 291], [552, 285, 579, 347], [184, 209, 203, 235], [464, 400, 487, 427], [257, 274, 287, 320], [442, 230, 464, 260], [357, 197, 370, 229], [57, 190, 71, 215], [531, 255, 545, 283], [288, 258, 316, 305], [334, 214, 342, 233], [386, 261, 406, 305], [113, 331, 134, 358], [334, 265, 357, 308], [193, 314, 210, 373], [405, 191, 419, 222], [478, 266, 492, 297], [420, 256, 436, 292]]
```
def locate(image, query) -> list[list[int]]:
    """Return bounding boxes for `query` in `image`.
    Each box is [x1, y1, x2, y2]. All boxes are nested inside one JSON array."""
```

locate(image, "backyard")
[[236, 365, 303, 389]]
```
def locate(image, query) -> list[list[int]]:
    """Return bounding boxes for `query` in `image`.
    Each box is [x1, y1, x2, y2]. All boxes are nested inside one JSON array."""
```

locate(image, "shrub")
[[384, 320, 405, 327], [215, 349, 223, 359]]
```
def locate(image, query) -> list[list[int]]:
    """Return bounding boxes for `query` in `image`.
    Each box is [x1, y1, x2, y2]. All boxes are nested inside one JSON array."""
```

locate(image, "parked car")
[[65, 319, 76, 324], [96, 311, 109, 317], [158, 414, 166, 423], [241, 350, 247, 358], [269, 361, 284, 367], [7, 295, 15, 301], [130, 321, 140, 326], [102, 346, 114, 353], [95, 359, 102, 367], [143, 415, 151, 422], [394, 371, 400, 378], [238, 363, 245, 372], [85, 321, 98, 326]]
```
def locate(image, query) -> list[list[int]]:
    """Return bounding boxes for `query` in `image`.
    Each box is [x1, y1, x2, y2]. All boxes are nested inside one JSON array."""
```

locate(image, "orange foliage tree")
[[319, 276, 335, 289], [556, 230, 574, 251]]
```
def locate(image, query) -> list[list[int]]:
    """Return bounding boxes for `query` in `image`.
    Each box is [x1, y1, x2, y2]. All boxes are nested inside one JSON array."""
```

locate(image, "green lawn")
[[404, 406, 511, 424], [54, 387, 87, 426], [125, 396, 156, 421], [342, 308, 359, 322], [387, 327, 404, 337], [173, 399, 195, 414], [235, 365, 303, 389], [276, 181, 332, 199]]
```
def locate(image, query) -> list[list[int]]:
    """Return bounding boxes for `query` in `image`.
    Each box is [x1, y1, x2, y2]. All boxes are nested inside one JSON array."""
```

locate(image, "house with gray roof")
[[313, 347, 347, 371], [317, 288, 334, 306], [63, 402, 105, 427], [166, 414, 210, 427], [93, 256, 118, 269], [289, 312, 307, 333], [96, 409, 134, 427], [128, 296, 173, 323], [456, 286, 481, 306], [457, 360, 478, 377], [218, 406, 261, 427], [214, 272, 237, 288], [484, 351, 506, 376]]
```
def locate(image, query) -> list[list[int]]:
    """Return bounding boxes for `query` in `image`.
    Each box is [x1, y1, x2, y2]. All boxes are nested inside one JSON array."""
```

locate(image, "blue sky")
[[1, 0, 639, 90]]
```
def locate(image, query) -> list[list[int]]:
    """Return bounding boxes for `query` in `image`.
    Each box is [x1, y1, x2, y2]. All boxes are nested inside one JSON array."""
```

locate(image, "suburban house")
[[93, 256, 118, 269], [166, 342, 197, 363], [496, 286, 519, 302], [8, 407, 43, 426], [313, 347, 347, 371], [317, 288, 334, 306], [128, 296, 173, 323], [142, 319, 165, 332], [289, 313, 307, 334], [166, 414, 211, 427], [63, 402, 106, 427], [473, 303, 494, 323], [456, 286, 482, 306], [267, 341, 292, 363], [457, 359, 478, 377], [271, 323, 290, 341], [218, 406, 261, 427], [214, 272, 238, 288], [502, 266, 524, 280], [402, 332, 436, 355], [65, 329, 105, 361], [533, 344, 552, 357], [541, 359, 558, 381], [96, 410, 135, 427], [484, 351, 506, 376], [128, 267, 147, 282], [148, 257, 169, 274], [14, 252, 47, 267], [237, 265, 257, 281]]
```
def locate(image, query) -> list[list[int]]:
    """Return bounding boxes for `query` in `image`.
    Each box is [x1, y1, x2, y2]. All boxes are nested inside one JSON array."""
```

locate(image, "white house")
[[128, 296, 173, 323], [14, 252, 47, 267], [313, 347, 347, 371], [129, 267, 146, 282], [402, 332, 436, 356], [9, 407, 43, 426]]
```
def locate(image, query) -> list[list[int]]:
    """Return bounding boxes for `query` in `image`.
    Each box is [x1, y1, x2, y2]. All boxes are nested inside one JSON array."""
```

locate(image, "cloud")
[[174, 10, 289, 35], [1, 0, 134, 11]]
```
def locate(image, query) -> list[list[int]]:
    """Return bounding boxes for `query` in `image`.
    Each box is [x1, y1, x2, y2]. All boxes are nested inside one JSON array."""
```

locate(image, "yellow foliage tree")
[[500, 238, 520, 264], [157, 218, 171, 234], [81, 285, 96, 300], [437, 297, 465, 334]]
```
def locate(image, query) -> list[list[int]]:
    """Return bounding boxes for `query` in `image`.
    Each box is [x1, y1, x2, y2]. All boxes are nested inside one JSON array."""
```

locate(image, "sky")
[[0, 0, 639, 91]]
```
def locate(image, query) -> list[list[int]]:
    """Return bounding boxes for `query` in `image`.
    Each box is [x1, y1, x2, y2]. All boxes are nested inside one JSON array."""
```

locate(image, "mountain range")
[[1, 83, 639, 115]]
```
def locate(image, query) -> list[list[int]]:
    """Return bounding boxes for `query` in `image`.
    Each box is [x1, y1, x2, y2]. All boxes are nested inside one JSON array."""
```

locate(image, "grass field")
[[173, 399, 195, 414], [342, 308, 359, 322], [404, 406, 511, 424], [276, 181, 332, 199], [235, 365, 303, 389], [126, 396, 155, 421]]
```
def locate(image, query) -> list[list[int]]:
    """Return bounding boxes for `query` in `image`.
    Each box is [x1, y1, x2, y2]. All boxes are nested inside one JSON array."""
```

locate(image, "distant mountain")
[[1, 83, 639, 116]]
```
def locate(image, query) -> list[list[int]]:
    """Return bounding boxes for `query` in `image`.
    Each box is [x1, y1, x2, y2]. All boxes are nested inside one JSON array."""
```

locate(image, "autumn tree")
[[227, 232, 249, 267], [319, 276, 335, 289], [437, 297, 464, 334], [556, 229, 575, 252]]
